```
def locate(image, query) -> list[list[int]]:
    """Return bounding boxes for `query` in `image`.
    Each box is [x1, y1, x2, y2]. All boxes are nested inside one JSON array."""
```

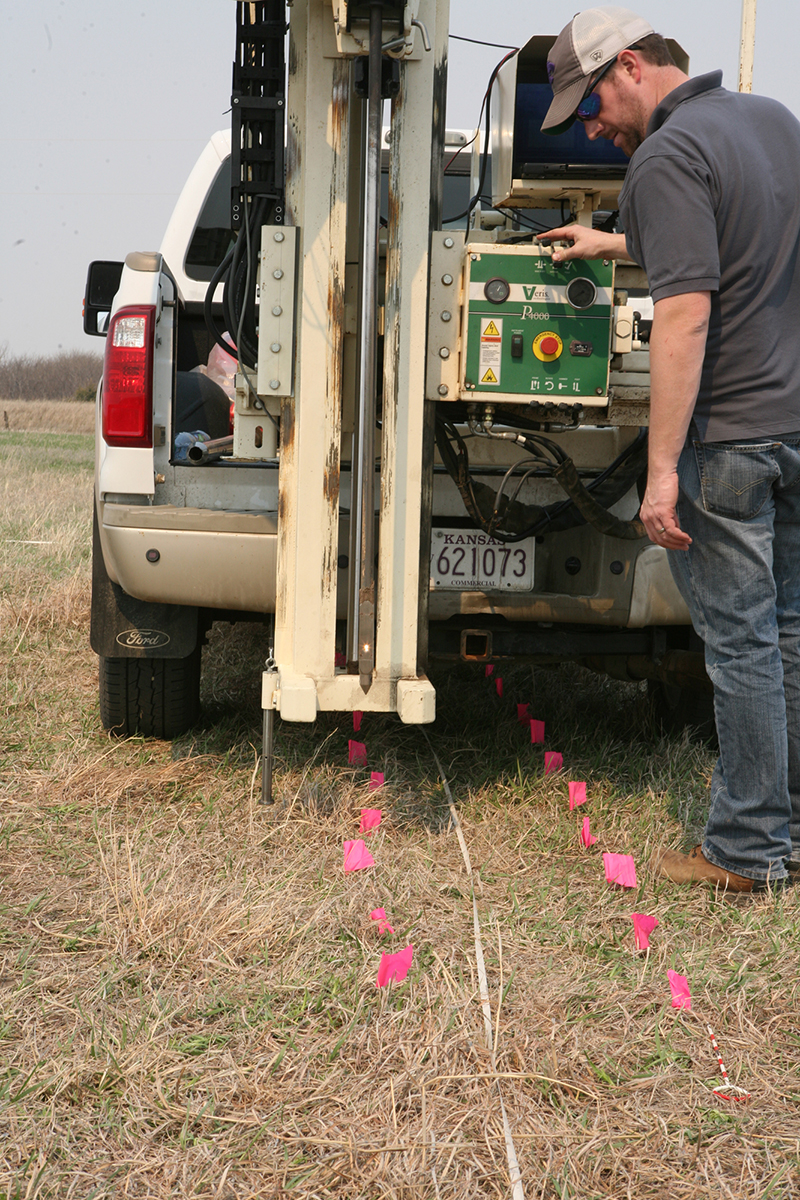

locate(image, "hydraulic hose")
[[436, 421, 649, 541], [203, 244, 236, 359], [552, 457, 646, 540]]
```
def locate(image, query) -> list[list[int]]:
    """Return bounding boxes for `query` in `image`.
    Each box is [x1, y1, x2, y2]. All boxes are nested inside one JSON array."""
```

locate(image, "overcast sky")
[[0, 0, 792, 359]]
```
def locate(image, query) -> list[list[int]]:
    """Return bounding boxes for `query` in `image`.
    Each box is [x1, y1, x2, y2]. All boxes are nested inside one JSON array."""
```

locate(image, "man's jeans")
[[667, 435, 800, 883]]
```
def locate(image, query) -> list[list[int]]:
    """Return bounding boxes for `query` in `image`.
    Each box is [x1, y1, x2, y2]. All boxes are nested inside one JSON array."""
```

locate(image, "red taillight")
[[102, 305, 155, 447]]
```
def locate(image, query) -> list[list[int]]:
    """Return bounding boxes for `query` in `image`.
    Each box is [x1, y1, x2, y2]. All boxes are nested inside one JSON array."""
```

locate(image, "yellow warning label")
[[479, 317, 502, 383]]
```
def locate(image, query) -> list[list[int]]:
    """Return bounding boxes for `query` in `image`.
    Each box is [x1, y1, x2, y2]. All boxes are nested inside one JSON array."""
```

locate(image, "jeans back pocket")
[[694, 441, 781, 520]]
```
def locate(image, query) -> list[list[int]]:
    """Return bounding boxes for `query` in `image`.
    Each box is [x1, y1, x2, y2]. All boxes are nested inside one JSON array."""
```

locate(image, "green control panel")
[[462, 244, 615, 405]]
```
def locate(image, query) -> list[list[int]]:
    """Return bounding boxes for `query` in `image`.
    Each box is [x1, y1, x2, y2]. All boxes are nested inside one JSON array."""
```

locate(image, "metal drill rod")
[[346, 2, 384, 691], [261, 613, 276, 804], [261, 705, 274, 804]]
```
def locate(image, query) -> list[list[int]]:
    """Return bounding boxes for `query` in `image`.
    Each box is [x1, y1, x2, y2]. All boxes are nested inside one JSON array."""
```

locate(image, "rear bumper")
[[97, 503, 690, 629], [98, 502, 278, 613]]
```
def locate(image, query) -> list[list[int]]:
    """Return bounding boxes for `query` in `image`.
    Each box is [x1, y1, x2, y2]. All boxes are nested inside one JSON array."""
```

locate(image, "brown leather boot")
[[657, 845, 782, 893]]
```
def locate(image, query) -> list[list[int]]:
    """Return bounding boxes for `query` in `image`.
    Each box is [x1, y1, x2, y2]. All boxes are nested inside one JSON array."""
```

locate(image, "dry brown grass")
[[1, 400, 95, 435], [1, 423, 799, 1199]]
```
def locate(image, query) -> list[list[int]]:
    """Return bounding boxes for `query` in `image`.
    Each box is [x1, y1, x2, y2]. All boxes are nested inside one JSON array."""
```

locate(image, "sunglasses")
[[575, 55, 618, 122]]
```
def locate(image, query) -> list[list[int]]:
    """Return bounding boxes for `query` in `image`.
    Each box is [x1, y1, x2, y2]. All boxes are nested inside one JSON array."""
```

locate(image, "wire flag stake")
[[707, 1025, 751, 1103]]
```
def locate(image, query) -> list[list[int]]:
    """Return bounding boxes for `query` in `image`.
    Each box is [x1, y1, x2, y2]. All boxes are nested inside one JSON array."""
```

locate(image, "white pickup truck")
[[86, 131, 281, 737], [85, 112, 707, 740]]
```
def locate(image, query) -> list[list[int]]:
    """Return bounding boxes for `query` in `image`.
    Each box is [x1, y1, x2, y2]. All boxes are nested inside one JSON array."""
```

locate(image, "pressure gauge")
[[484, 277, 510, 305], [566, 277, 597, 309]]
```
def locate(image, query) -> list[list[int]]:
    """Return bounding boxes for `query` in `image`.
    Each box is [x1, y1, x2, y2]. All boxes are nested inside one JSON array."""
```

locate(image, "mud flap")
[[90, 504, 199, 658]]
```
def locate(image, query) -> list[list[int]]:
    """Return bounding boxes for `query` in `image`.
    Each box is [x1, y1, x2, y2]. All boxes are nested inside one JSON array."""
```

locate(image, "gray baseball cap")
[[542, 6, 654, 132]]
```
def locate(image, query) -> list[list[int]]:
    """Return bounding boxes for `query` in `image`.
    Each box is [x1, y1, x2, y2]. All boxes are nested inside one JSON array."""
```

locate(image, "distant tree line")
[[0, 348, 103, 402]]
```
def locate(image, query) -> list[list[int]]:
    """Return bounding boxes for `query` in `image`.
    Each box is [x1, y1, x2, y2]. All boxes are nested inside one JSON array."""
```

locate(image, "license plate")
[[430, 528, 535, 590]]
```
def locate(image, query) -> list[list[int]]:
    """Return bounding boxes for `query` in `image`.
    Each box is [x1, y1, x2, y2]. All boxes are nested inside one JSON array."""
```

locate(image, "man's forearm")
[[639, 291, 711, 548], [589, 232, 630, 261]]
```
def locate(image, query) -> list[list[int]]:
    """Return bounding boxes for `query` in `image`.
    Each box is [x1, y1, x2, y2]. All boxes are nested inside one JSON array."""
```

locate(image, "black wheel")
[[647, 679, 717, 742], [99, 650, 201, 739]]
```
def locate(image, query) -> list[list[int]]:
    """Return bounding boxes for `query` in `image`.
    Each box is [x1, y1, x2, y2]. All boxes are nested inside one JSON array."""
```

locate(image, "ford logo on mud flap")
[[115, 629, 171, 649]]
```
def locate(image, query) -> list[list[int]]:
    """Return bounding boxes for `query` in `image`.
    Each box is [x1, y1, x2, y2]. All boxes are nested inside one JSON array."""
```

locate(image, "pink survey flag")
[[370, 907, 395, 935], [530, 719, 545, 744], [603, 852, 637, 888], [667, 969, 692, 1010], [376, 944, 413, 987], [485, 664, 494, 677], [580, 816, 597, 847], [348, 740, 367, 767], [569, 781, 587, 810], [544, 751, 563, 775], [631, 913, 659, 950], [353, 710, 363, 733], [517, 703, 530, 724], [343, 839, 375, 873], [359, 808, 382, 834], [495, 677, 504, 699], [368, 771, 384, 791]]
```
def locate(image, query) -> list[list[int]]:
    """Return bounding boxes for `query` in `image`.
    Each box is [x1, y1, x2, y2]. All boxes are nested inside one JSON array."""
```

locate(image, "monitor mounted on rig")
[[490, 34, 687, 213]]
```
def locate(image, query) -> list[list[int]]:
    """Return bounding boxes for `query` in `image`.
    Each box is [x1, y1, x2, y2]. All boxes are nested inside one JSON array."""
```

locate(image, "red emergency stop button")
[[533, 330, 563, 361]]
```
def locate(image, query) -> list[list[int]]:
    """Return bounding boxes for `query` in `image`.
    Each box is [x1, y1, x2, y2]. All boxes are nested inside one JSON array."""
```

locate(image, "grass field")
[[1, 410, 799, 1199], [1, 400, 95, 435]]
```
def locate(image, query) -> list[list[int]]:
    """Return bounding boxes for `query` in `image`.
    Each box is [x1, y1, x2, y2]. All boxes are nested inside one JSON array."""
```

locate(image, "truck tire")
[[647, 679, 717, 743], [99, 650, 201, 739]]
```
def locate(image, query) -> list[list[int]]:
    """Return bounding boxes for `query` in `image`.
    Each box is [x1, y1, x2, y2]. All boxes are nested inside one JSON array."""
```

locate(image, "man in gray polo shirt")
[[538, 5, 800, 892]]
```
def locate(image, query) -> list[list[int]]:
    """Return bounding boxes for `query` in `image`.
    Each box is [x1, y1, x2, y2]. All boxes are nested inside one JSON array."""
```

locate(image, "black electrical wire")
[[442, 50, 517, 227], [449, 34, 520, 50], [203, 193, 274, 382], [220, 220, 249, 359], [506, 464, 549, 506], [505, 213, 551, 234], [235, 188, 257, 374], [447, 198, 540, 234], [226, 221, 252, 361], [473, 197, 553, 234], [492, 457, 547, 514], [223, 195, 269, 372], [203, 243, 237, 359], [225, 212, 248, 353], [444, 128, 480, 176]]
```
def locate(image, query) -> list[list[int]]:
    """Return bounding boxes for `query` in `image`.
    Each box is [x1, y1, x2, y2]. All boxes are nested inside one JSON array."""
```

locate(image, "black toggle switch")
[[511, 333, 524, 359]]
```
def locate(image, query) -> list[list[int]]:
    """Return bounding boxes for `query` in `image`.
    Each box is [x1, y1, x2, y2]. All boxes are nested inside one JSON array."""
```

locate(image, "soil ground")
[[1, 405, 798, 1198]]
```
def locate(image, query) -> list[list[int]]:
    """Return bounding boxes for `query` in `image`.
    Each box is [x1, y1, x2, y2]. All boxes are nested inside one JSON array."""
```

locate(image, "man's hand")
[[640, 471, 691, 550], [536, 226, 630, 263]]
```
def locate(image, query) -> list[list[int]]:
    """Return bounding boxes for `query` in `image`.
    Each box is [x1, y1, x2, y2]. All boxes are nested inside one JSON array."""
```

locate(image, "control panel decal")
[[479, 317, 503, 386]]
